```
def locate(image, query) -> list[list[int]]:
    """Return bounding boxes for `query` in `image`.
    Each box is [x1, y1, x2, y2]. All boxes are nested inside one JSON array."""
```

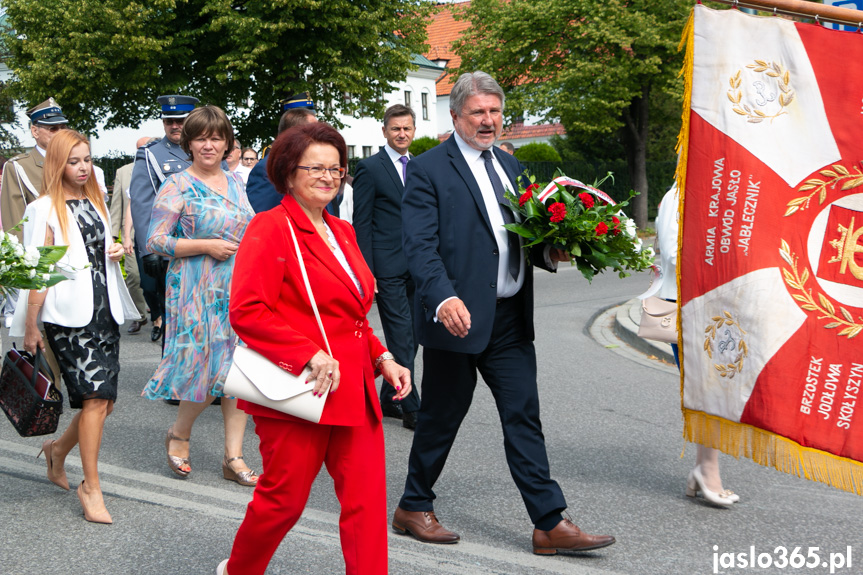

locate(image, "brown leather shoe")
[[392, 506, 460, 544], [532, 518, 615, 555]]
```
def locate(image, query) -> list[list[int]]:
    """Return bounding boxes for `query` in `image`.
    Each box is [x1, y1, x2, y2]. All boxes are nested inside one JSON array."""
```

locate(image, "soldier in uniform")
[[0, 98, 68, 375], [1, 98, 69, 239], [129, 95, 199, 342]]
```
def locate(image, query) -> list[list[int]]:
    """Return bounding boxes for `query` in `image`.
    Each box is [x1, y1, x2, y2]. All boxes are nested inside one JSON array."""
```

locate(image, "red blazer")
[[229, 194, 386, 426]]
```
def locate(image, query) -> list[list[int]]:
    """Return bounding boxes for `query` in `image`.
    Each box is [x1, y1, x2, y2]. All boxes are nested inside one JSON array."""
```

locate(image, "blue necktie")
[[481, 150, 520, 281]]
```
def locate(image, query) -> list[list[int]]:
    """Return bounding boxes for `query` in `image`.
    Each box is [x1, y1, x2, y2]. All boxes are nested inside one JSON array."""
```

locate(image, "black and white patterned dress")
[[44, 199, 120, 409]]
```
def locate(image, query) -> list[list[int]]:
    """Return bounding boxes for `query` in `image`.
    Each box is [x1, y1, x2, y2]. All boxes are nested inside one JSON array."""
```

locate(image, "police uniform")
[[0, 98, 69, 239], [129, 137, 192, 254], [128, 95, 199, 255], [127, 95, 198, 344]]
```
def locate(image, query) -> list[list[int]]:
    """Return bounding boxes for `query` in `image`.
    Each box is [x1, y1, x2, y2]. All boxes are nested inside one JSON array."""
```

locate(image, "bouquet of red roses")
[[504, 170, 654, 281]]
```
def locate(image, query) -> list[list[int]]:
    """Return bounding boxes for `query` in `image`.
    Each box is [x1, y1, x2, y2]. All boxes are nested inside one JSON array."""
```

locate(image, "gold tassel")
[[674, 7, 696, 414], [683, 409, 863, 495]]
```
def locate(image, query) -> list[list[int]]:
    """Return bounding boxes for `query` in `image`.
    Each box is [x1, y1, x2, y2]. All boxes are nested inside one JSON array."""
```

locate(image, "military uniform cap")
[[157, 95, 200, 119], [280, 92, 315, 111], [27, 98, 69, 126]]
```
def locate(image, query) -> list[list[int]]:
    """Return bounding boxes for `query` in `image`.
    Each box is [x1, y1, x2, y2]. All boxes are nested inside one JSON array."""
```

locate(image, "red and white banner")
[[679, 5, 863, 493]]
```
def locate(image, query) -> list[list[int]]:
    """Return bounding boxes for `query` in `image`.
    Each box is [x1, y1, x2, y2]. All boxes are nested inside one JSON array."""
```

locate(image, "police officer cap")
[[27, 98, 69, 126], [157, 95, 200, 119], [280, 92, 315, 111]]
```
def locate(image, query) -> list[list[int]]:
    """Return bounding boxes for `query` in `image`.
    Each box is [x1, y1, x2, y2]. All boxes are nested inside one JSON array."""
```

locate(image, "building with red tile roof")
[[425, 1, 565, 150]]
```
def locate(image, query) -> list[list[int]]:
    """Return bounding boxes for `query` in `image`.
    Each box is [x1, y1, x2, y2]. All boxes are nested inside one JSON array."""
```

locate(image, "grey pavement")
[[0, 265, 859, 575]]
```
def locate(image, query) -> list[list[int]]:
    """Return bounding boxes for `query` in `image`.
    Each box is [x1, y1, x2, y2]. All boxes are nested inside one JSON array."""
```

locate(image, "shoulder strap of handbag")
[[285, 214, 333, 357]]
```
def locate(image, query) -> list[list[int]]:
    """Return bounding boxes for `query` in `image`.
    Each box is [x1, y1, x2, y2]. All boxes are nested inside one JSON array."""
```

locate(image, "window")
[[362, 146, 373, 158], [348, 145, 356, 159], [421, 93, 429, 121], [404, 90, 411, 108]]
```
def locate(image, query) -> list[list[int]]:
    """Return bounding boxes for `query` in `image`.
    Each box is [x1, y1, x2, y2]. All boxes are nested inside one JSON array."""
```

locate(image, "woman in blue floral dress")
[[143, 106, 257, 486]]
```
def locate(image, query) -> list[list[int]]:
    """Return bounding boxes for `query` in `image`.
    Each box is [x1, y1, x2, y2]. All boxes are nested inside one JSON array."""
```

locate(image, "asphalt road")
[[0, 265, 859, 575]]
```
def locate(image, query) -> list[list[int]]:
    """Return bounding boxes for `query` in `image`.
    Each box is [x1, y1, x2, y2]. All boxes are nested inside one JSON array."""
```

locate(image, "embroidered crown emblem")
[[828, 216, 863, 281]]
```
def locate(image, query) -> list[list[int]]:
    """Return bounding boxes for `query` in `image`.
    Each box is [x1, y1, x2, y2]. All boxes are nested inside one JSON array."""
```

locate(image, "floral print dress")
[[142, 171, 254, 401]]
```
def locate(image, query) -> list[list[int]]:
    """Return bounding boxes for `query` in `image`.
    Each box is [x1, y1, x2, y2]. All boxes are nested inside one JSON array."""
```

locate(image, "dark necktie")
[[398, 155, 409, 184], [481, 150, 520, 281]]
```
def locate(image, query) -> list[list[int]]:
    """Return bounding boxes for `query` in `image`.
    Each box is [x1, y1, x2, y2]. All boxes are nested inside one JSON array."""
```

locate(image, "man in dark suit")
[[352, 104, 422, 429], [392, 72, 615, 555], [246, 103, 317, 214]]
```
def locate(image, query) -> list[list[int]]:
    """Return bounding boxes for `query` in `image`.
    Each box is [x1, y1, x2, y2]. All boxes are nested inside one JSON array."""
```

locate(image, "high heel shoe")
[[165, 427, 191, 478], [37, 439, 70, 491], [721, 489, 740, 503], [77, 481, 113, 524], [222, 456, 258, 487], [686, 465, 734, 508]]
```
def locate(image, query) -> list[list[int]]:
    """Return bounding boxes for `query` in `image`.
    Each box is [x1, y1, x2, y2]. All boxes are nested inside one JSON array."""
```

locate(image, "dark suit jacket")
[[402, 136, 548, 355], [245, 156, 282, 214], [230, 194, 387, 426], [352, 149, 409, 277]]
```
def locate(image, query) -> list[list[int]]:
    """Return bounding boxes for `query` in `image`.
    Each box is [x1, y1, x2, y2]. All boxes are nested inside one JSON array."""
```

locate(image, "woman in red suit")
[[219, 123, 411, 575]]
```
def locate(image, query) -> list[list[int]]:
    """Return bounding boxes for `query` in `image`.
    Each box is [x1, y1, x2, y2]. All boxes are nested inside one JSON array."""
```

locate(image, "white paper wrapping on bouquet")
[[537, 176, 616, 205]]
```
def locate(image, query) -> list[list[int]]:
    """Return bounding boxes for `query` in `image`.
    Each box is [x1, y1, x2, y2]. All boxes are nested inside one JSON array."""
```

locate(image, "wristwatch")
[[374, 352, 395, 369]]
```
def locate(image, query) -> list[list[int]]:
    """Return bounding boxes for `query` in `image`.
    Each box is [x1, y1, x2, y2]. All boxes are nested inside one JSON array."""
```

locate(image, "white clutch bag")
[[223, 214, 332, 423], [224, 346, 326, 423]]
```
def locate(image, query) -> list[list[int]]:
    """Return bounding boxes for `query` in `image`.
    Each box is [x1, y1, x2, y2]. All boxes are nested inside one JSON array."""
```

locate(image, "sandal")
[[222, 455, 258, 487], [165, 427, 191, 478]]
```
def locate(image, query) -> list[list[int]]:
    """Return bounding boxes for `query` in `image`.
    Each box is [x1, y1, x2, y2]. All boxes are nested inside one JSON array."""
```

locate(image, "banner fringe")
[[674, 6, 695, 198], [675, 7, 696, 413], [683, 409, 863, 495]]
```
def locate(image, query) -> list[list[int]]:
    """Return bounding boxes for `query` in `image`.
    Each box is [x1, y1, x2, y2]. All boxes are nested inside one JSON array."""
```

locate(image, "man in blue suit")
[[392, 72, 616, 555], [352, 104, 422, 429], [246, 102, 316, 214]]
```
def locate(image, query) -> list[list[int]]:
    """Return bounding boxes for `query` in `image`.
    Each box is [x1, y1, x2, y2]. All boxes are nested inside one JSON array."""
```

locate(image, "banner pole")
[[710, 0, 863, 27]]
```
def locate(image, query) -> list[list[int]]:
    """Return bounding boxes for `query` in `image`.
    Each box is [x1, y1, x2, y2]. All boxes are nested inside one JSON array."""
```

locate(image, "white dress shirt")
[[452, 131, 524, 298], [384, 144, 410, 185]]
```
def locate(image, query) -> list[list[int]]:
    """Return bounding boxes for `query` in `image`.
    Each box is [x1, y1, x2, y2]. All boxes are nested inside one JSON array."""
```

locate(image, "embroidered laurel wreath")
[[728, 60, 794, 123], [784, 163, 863, 217], [704, 311, 748, 378], [779, 240, 863, 339]]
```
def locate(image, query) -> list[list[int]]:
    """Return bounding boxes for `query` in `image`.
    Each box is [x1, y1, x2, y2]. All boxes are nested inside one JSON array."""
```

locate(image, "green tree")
[[0, 81, 23, 157], [409, 135, 440, 156], [0, 0, 432, 146], [513, 142, 560, 163], [454, 0, 691, 228]]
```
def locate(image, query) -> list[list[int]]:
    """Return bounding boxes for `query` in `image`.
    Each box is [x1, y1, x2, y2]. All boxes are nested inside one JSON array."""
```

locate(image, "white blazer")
[[10, 196, 137, 336]]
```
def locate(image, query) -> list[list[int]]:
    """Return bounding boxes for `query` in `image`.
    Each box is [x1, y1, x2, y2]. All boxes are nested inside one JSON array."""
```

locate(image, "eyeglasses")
[[163, 118, 185, 126], [297, 165, 346, 179]]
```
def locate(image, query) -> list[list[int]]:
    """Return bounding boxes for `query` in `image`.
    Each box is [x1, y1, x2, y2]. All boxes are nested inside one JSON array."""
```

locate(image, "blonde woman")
[[13, 130, 135, 524]]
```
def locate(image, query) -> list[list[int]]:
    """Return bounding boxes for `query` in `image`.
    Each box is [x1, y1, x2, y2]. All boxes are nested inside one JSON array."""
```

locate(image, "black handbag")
[[0, 345, 63, 437]]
